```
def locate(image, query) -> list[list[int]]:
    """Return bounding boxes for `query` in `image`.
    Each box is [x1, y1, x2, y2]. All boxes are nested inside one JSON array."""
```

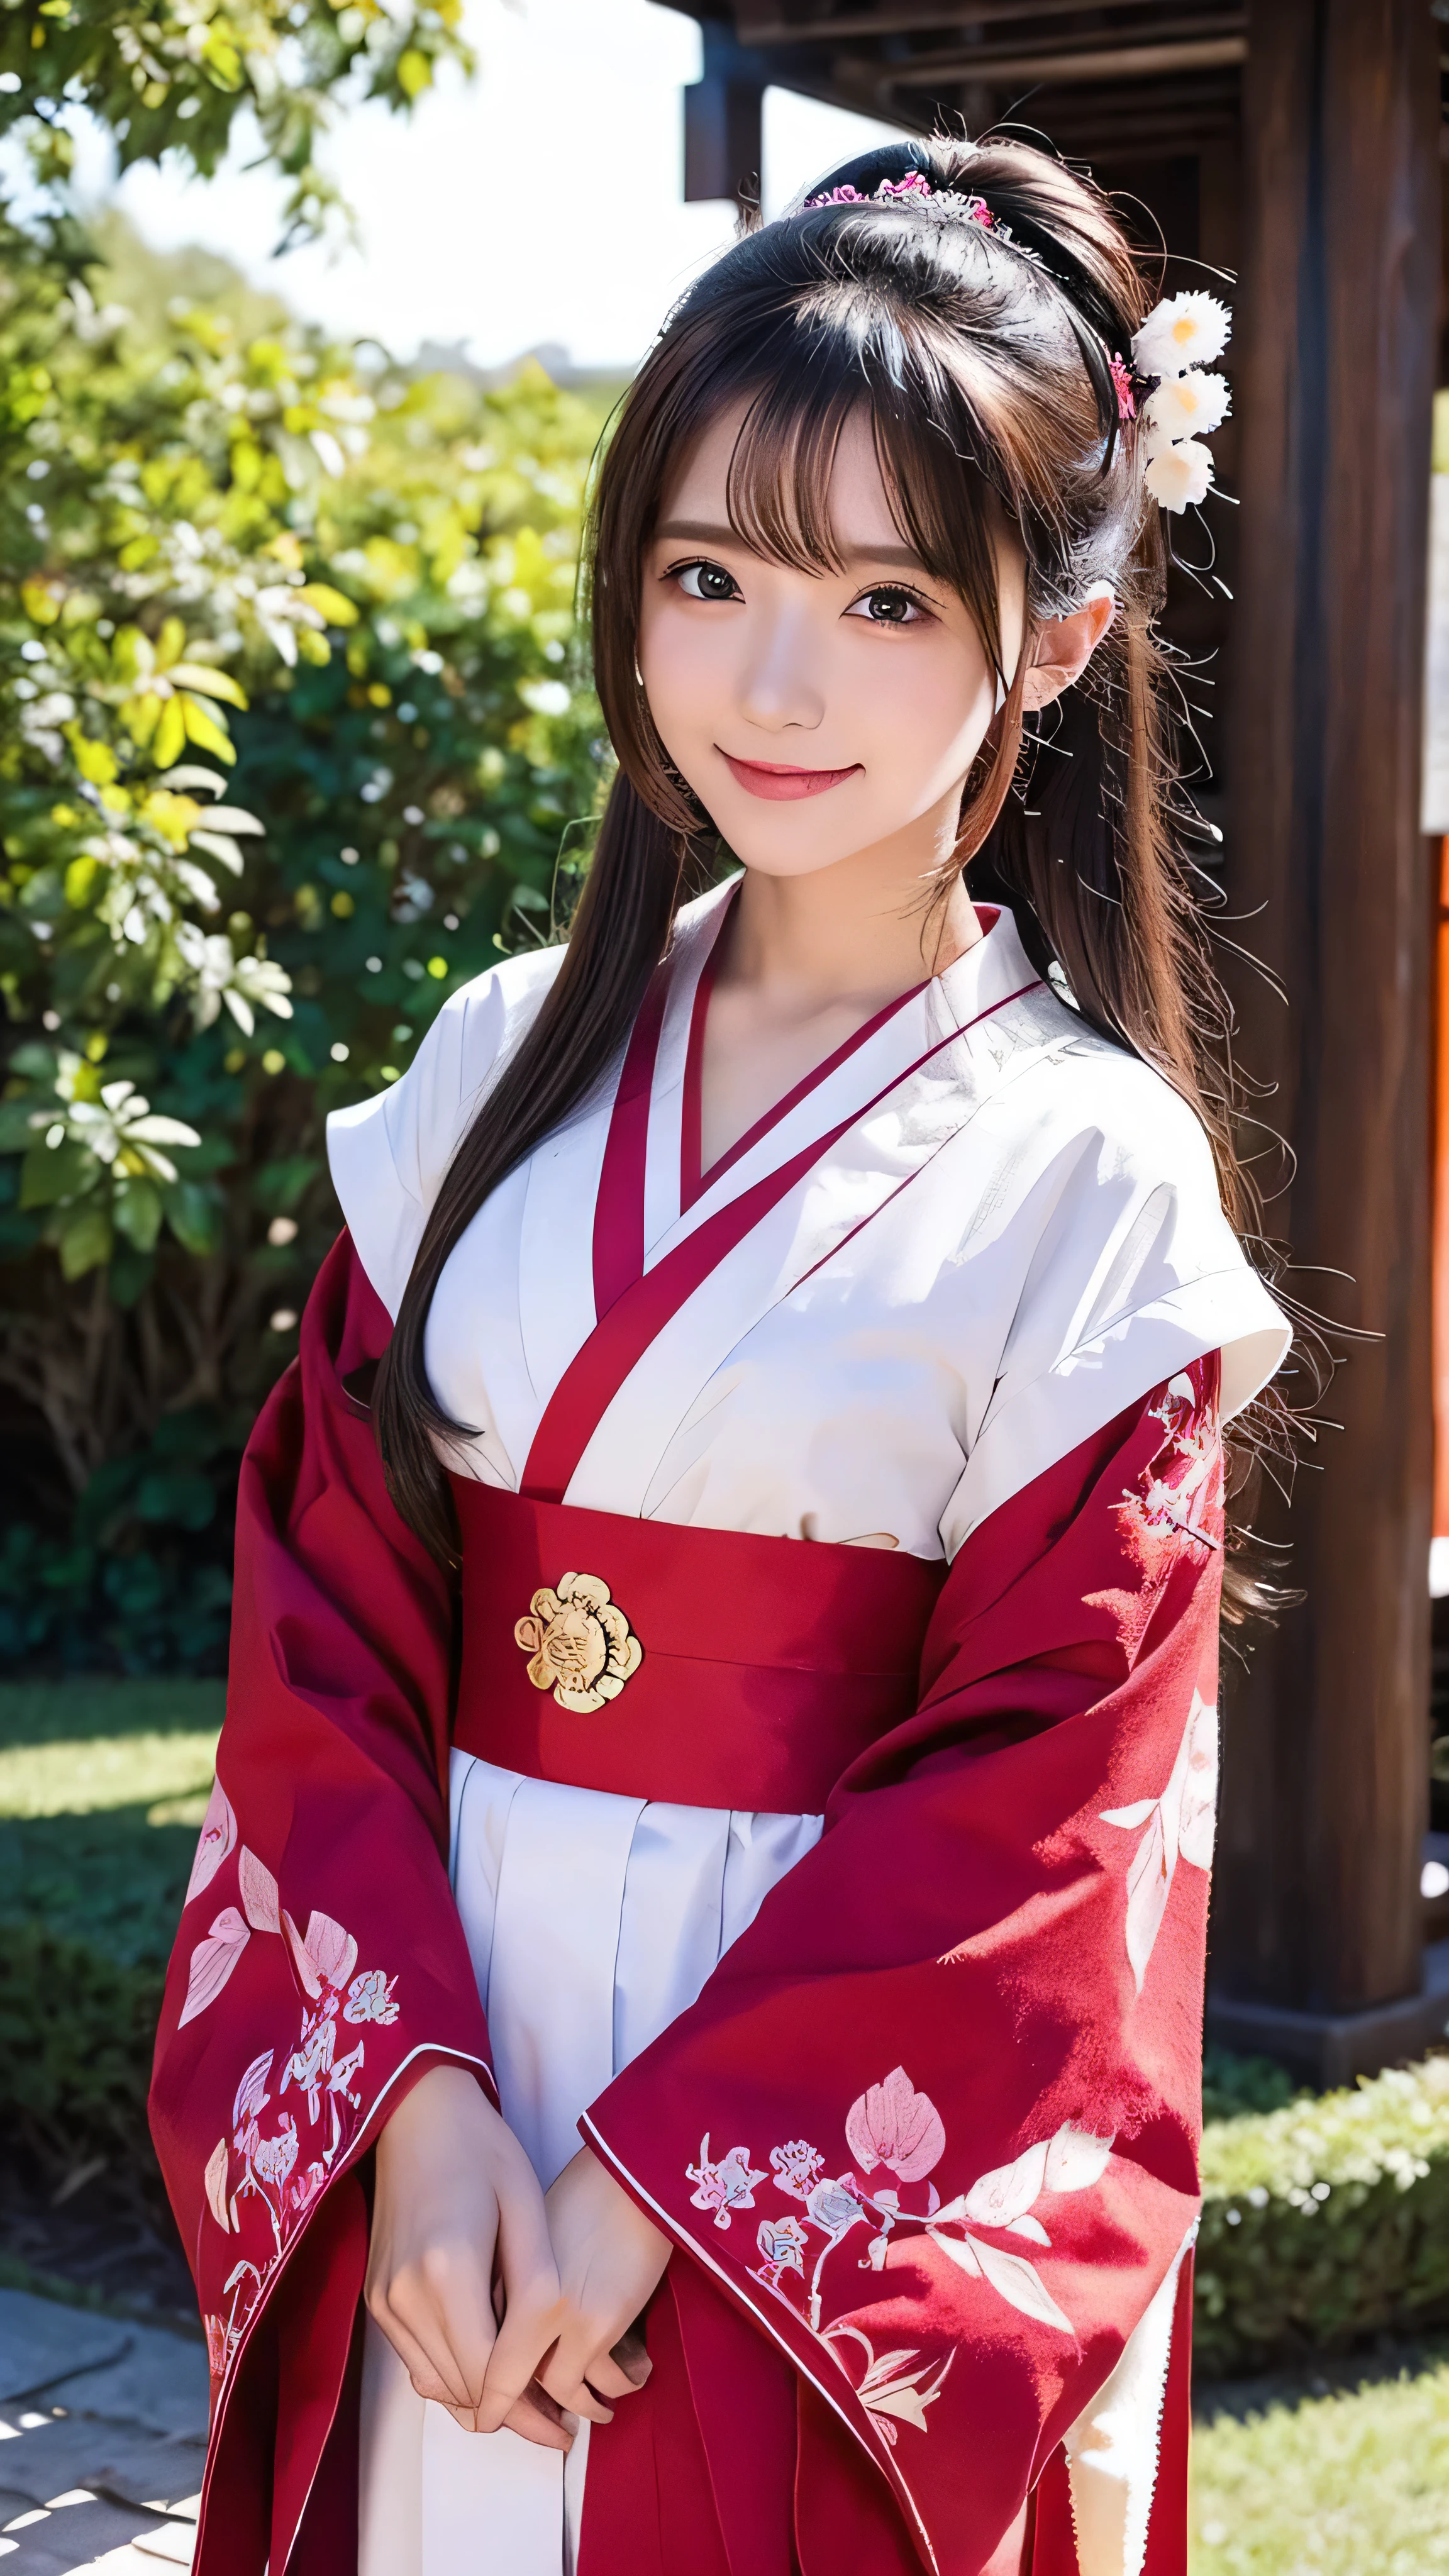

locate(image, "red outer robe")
[[149, 1230, 1221, 2576]]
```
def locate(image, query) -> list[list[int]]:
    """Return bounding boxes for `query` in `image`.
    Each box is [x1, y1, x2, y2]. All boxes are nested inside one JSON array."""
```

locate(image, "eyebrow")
[[653, 518, 930, 573]]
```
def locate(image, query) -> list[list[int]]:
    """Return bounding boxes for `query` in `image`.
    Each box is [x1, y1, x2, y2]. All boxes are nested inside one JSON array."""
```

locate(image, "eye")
[[847, 585, 930, 626], [671, 558, 742, 604]]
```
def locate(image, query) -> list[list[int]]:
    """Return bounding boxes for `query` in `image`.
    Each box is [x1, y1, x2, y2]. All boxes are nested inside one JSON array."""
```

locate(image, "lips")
[[718, 750, 862, 801]]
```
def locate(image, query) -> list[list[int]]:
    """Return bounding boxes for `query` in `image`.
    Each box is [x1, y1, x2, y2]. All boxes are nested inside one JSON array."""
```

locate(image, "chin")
[[704, 801, 874, 880]]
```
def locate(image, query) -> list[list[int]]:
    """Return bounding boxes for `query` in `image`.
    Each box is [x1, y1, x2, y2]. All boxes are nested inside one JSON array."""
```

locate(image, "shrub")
[[0, 1919, 163, 2198], [1195, 2057, 1449, 2377], [0, 238, 608, 1660]]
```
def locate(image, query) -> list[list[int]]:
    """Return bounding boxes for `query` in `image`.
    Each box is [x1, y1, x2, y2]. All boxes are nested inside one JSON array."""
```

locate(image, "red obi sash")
[[450, 1477, 946, 1813]]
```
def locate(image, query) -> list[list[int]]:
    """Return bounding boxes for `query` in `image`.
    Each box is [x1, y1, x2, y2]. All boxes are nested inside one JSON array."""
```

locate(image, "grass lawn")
[[0, 1677, 223, 1965], [1191, 2356, 1449, 2572]]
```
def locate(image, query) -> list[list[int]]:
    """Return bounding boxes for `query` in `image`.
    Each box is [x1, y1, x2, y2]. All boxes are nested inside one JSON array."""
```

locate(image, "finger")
[[609, 2325, 653, 2389], [502, 2383, 575, 2451], [536, 2334, 616, 2423], [389, 2251, 498, 2414], [476, 2287, 565, 2432], [371, 2297, 475, 2413], [581, 2348, 648, 2401]]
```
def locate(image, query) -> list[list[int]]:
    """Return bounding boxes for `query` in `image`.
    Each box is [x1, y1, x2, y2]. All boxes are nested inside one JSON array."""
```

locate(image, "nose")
[[735, 595, 825, 737]]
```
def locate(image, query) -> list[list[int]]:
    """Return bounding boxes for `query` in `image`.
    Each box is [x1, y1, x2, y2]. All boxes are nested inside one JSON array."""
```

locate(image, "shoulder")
[[410, 941, 569, 1133], [326, 941, 567, 1316], [973, 989, 1224, 1213], [945, 993, 1287, 1420]]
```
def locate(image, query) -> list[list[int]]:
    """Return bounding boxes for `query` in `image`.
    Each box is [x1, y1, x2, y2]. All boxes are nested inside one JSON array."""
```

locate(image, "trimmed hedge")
[[1195, 2056, 1449, 2376], [0, 1919, 163, 2196]]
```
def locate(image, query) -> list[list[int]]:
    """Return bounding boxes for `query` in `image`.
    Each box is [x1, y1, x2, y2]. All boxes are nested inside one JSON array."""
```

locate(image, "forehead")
[[657, 398, 908, 555]]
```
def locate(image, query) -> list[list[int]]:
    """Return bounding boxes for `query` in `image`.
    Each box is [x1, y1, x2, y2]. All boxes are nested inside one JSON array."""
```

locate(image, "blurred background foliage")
[[0, 0, 474, 245], [1, 155, 611, 1672]]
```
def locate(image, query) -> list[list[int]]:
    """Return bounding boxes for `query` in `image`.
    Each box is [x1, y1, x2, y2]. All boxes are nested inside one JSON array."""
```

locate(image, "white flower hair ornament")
[[1130, 290, 1231, 515]]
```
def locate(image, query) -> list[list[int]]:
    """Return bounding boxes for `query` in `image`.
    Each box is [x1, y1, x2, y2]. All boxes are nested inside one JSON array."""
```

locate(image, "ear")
[[1020, 585, 1116, 712]]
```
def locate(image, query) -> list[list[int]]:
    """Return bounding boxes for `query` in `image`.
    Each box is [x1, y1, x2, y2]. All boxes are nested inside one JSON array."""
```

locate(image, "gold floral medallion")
[[514, 1572, 643, 1713]]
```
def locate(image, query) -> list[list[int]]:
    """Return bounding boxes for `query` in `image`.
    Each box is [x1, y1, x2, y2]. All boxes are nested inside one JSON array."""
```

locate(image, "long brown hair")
[[375, 133, 1261, 1567]]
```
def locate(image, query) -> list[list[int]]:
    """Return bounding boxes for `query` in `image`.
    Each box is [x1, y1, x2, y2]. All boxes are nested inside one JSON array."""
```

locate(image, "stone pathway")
[[0, 2292, 208, 2574]]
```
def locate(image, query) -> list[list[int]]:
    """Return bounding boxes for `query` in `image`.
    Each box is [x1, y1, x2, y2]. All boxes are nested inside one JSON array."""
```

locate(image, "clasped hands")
[[365, 2062, 671, 2450]]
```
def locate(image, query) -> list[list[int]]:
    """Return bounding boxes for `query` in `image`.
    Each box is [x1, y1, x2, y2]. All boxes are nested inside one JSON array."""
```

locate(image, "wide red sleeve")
[[583, 1360, 1223, 2576], [147, 1232, 490, 2576]]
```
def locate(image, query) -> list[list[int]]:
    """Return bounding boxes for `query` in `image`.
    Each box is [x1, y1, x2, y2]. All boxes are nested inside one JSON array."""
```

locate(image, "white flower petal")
[[968, 2234, 1075, 2334], [282, 1908, 322, 1999], [233, 2048, 274, 2132], [1144, 438, 1215, 514], [963, 2138, 1050, 2229], [186, 1779, 237, 1903], [126, 1115, 202, 1146], [203, 2139, 231, 2231], [1132, 291, 1231, 380], [238, 1845, 282, 1935], [1146, 369, 1230, 441], [1101, 1799, 1157, 1829], [304, 1910, 359, 1990], [178, 1908, 250, 2027], [1043, 2123, 1116, 2193], [1123, 1806, 1173, 1992], [928, 2228, 984, 2279], [1178, 1696, 1220, 1872]]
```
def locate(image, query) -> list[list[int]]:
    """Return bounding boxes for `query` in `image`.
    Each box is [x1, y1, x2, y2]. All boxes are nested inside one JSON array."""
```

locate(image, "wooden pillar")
[[1212, 0, 1440, 2045], [1435, 838, 1449, 1544]]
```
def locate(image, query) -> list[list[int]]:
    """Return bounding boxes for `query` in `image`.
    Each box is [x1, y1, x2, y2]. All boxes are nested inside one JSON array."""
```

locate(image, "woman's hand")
[[535, 2146, 672, 2423], [367, 2062, 568, 2446]]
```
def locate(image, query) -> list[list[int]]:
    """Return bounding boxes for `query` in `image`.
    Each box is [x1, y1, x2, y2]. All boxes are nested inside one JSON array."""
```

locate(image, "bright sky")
[[70, 0, 899, 369]]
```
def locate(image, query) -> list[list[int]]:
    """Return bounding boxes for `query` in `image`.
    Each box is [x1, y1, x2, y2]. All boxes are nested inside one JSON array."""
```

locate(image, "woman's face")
[[636, 401, 1028, 882]]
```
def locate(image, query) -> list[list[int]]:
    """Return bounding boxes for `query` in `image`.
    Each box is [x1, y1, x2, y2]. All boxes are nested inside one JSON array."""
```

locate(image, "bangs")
[[718, 301, 1011, 670]]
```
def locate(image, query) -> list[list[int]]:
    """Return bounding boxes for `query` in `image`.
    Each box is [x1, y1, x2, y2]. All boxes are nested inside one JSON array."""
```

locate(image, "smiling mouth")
[[718, 750, 863, 802]]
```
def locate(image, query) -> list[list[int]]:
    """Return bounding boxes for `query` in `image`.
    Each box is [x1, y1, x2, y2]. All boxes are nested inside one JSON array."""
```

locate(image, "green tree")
[[0, 0, 472, 242], [0, 238, 609, 1669]]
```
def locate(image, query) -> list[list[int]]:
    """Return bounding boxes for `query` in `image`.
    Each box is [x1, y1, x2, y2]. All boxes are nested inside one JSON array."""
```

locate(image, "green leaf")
[[58, 1206, 113, 1280], [114, 1176, 163, 1252], [169, 664, 248, 709], [0, 1103, 42, 1153], [152, 696, 187, 772], [19, 1141, 97, 1210], [109, 1245, 156, 1309], [134, 1470, 217, 1532], [161, 1180, 222, 1256], [180, 699, 236, 765], [252, 1155, 321, 1215], [297, 582, 358, 627]]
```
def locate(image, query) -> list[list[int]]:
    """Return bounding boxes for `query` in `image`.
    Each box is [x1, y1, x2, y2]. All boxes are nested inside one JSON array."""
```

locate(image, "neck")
[[720, 814, 982, 1016]]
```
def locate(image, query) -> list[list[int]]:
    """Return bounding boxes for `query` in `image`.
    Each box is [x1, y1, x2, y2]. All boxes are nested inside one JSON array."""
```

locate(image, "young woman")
[[152, 136, 1289, 2576]]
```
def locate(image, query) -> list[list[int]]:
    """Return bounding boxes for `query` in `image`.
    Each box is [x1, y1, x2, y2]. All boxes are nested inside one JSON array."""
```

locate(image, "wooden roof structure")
[[660, 1, 1449, 2085], [667, 1, 1246, 196]]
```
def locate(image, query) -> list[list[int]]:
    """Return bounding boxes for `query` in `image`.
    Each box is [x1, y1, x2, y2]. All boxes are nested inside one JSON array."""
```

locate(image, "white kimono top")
[[326, 886, 1287, 2576]]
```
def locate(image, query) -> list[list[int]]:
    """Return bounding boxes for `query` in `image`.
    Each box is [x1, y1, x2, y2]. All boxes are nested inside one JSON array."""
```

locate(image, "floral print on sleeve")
[[687, 2067, 1114, 2452], [179, 1794, 402, 2393]]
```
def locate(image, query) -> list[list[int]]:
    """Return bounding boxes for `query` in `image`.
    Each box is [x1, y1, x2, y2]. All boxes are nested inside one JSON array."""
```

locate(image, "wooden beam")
[[735, 0, 1235, 35], [863, 33, 1246, 95], [1214, 0, 1440, 2022]]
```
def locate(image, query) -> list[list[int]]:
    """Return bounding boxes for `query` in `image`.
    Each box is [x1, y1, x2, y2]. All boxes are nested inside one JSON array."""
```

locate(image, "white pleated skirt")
[[357, 1750, 822, 2576]]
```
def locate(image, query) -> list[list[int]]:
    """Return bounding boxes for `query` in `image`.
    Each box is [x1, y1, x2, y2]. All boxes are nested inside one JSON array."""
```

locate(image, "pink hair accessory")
[[1108, 355, 1136, 424], [804, 174, 996, 229]]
